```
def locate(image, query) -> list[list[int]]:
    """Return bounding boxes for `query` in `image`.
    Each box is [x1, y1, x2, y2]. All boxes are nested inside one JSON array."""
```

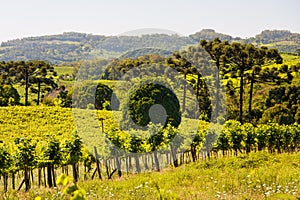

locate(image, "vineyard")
[[0, 31, 300, 199], [0, 106, 300, 197]]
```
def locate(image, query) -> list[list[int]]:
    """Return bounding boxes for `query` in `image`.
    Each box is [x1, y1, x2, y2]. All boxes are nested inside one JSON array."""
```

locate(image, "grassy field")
[[61, 152, 300, 200], [270, 53, 300, 68], [54, 66, 74, 76], [1, 152, 299, 200]]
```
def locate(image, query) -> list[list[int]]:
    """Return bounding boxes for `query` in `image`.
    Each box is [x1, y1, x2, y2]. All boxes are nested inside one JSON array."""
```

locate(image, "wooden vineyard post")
[[93, 147, 102, 180], [99, 118, 104, 135]]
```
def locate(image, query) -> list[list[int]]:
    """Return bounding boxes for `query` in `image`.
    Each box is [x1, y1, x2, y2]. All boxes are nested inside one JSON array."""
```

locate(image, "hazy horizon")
[[1, 0, 299, 43]]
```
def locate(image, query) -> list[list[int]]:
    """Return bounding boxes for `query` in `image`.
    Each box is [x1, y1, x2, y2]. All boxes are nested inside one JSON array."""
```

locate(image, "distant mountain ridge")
[[0, 29, 299, 64], [189, 29, 241, 42]]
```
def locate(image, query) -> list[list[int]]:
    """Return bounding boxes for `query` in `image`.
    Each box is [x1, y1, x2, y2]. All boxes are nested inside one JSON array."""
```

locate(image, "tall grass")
[[4, 152, 299, 200]]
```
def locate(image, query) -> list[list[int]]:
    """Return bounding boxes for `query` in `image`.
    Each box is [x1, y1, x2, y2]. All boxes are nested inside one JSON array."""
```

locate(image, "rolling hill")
[[0, 29, 300, 64]]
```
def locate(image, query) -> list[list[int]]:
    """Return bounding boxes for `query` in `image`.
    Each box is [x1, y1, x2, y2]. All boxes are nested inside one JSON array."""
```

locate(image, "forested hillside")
[[1, 29, 300, 64]]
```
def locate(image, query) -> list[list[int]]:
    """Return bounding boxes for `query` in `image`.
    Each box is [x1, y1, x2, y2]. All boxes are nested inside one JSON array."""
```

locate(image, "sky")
[[0, 0, 299, 43]]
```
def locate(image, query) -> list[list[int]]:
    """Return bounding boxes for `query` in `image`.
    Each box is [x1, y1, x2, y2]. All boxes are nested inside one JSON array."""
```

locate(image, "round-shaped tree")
[[125, 83, 181, 129]]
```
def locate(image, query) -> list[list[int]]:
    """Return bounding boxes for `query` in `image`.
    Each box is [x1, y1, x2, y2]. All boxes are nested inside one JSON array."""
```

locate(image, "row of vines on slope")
[[1, 107, 300, 192]]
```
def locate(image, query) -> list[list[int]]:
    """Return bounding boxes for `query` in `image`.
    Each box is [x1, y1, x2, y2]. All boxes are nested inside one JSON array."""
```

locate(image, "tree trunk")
[[24, 166, 30, 191], [196, 74, 201, 118], [3, 173, 8, 192], [72, 163, 78, 183], [239, 69, 244, 124], [31, 170, 34, 185], [38, 168, 41, 187], [196, 74, 200, 101], [248, 73, 254, 120], [43, 167, 46, 187], [105, 160, 109, 178], [258, 144, 262, 151], [215, 63, 220, 122], [47, 165, 53, 187], [277, 142, 281, 154], [191, 144, 197, 162], [52, 165, 56, 187], [37, 79, 41, 105], [246, 145, 251, 154], [25, 65, 29, 106], [84, 165, 87, 180], [206, 144, 211, 160], [65, 165, 69, 176], [182, 73, 187, 113], [234, 149, 238, 156], [12, 172, 15, 190]]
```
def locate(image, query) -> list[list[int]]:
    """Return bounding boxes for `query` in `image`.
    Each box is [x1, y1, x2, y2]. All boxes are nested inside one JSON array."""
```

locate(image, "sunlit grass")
[[5, 152, 298, 199], [54, 66, 74, 76]]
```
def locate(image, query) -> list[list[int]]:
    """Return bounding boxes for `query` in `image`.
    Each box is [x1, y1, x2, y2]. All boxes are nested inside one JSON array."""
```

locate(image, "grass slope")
[[5, 152, 300, 200]]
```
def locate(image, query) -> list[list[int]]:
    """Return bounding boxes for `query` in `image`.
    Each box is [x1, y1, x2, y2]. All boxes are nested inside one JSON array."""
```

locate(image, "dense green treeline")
[[0, 60, 57, 106], [70, 39, 300, 124]]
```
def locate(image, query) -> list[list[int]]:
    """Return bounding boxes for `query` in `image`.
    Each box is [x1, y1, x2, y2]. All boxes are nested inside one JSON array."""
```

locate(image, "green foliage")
[[224, 120, 246, 153], [295, 109, 300, 124], [0, 84, 20, 106], [124, 82, 181, 128], [200, 38, 228, 120], [55, 173, 87, 200], [263, 85, 300, 124], [1, 106, 300, 198], [14, 138, 37, 169], [260, 104, 295, 125], [266, 85, 300, 108], [74, 59, 109, 80], [0, 32, 105, 64], [216, 127, 230, 153], [0, 32, 194, 64], [72, 81, 113, 110], [242, 123, 256, 152], [43, 137, 62, 166], [0, 106, 76, 143], [64, 133, 83, 165], [2, 31, 300, 199], [119, 48, 173, 59], [0, 60, 57, 105], [0, 145, 12, 175], [104, 52, 212, 120], [252, 30, 300, 44], [1, 29, 298, 66], [95, 83, 113, 110], [190, 29, 236, 42], [58, 87, 73, 107]]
